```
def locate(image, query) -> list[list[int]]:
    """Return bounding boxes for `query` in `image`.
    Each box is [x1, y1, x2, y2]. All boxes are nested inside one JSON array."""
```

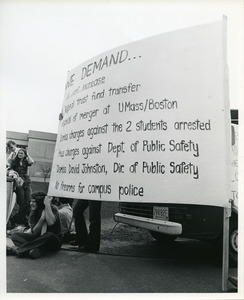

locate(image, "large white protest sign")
[[48, 19, 230, 207]]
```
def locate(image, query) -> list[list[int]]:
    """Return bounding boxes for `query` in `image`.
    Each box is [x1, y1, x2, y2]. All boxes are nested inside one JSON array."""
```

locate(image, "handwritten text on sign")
[[49, 20, 230, 207]]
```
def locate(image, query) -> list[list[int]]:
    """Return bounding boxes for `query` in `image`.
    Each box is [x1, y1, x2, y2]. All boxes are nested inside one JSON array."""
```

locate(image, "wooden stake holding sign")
[[222, 203, 238, 292], [222, 205, 231, 292]]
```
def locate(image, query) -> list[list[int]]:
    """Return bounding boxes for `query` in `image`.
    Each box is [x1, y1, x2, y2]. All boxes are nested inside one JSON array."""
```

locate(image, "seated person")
[[52, 196, 74, 242], [58, 197, 74, 241], [7, 192, 62, 259]]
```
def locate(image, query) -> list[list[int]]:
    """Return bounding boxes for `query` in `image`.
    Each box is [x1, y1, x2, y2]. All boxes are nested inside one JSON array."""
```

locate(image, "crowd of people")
[[6, 140, 102, 259]]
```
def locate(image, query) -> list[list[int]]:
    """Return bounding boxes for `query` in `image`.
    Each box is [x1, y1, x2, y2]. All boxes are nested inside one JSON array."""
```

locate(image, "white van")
[[114, 110, 238, 266]]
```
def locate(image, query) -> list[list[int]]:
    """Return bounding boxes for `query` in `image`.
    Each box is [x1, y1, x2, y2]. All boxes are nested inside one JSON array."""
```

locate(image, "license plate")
[[153, 206, 169, 221]]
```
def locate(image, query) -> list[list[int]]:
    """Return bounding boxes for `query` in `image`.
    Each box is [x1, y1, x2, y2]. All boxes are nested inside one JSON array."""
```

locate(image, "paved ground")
[[6, 214, 238, 293]]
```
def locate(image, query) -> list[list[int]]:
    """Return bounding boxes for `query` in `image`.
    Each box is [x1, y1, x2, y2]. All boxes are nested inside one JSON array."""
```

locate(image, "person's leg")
[[72, 200, 89, 246], [86, 200, 101, 251], [38, 232, 62, 251], [10, 187, 29, 226], [24, 182, 32, 214], [14, 232, 62, 257], [9, 232, 37, 256], [29, 232, 63, 259], [11, 232, 37, 247]]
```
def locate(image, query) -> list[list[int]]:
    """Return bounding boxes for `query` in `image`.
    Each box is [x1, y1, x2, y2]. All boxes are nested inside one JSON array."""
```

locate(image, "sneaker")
[[78, 246, 98, 253], [69, 240, 80, 246], [29, 248, 41, 259], [7, 246, 17, 256]]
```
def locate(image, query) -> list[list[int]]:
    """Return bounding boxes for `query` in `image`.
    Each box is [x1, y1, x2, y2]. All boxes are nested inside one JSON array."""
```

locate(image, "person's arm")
[[44, 196, 57, 226], [26, 153, 34, 165], [7, 152, 15, 165], [31, 210, 46, 234]]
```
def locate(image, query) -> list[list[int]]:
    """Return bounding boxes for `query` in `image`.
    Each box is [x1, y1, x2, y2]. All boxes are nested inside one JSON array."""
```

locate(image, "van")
[[114, 110, 238, 266]]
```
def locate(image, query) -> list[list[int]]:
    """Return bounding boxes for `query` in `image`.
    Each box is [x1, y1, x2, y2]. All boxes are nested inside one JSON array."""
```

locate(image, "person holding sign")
[[70, 200, 101, 253], [7, 192, 62, 259], [59, 112, 101, 253]]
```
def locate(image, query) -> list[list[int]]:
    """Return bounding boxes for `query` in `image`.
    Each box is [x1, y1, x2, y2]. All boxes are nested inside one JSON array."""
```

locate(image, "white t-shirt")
[[7, 147, 20, 166]]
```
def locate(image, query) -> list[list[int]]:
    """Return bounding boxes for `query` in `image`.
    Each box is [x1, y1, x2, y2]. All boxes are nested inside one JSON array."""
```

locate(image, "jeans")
[[11, 231, 62, 256], [11, 182, 32, 226]]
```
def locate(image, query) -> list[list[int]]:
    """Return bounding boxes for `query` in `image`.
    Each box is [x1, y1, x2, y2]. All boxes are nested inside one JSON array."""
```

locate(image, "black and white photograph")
[[1, 0, 243, 298]]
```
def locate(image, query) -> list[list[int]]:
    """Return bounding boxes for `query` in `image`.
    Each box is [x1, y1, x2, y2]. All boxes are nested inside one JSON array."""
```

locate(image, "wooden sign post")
[[222, 205, 231, 291]]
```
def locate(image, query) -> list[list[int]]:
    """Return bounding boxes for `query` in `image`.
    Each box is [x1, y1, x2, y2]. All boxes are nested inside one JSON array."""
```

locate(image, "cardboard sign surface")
[[49, 19, 230, 206]]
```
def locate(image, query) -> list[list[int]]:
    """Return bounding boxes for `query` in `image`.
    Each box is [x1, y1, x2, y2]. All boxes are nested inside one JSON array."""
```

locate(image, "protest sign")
[[49, 19, 230, 207]]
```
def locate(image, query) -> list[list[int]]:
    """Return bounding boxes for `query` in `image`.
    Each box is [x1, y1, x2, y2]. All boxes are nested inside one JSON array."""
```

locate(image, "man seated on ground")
[[7, 192, 62, 259]]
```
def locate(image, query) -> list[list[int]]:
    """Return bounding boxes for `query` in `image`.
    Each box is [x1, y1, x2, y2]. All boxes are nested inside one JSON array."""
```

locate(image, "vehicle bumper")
[[232, 205, 238, 215], [113, 213, 182, 235]]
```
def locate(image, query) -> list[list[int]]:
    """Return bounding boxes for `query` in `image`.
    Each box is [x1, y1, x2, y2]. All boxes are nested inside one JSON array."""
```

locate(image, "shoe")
[[78, 246, 98, 253], [70, 240, 86, 248], [77, 243, 86, 249], [69, 240, 80, 246], [29, 248, 41, 259], [7, 246, 17, 256]]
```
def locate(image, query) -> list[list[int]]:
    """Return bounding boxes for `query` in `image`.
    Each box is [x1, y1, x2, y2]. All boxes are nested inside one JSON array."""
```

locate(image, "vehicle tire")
[[150, 231, 176, 243], [211, 213, 238, 267], [229, 219, 238, 267]]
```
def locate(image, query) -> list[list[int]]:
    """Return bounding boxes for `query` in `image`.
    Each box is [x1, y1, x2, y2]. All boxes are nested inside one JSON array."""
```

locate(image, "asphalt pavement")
[[6, 216, 238, 293]]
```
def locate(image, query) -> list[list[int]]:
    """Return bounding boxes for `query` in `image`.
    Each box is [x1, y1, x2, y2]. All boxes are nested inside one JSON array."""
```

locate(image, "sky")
[[0, 0, 243, 135]]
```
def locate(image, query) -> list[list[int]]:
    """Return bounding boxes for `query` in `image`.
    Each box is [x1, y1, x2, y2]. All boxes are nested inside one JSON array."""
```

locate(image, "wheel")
[[150, 231, 176, 243], [229, 225, 238, 267], [211, 220, 238, 267], [213, 212, 238, 267], [229, 212, 238, 267]]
